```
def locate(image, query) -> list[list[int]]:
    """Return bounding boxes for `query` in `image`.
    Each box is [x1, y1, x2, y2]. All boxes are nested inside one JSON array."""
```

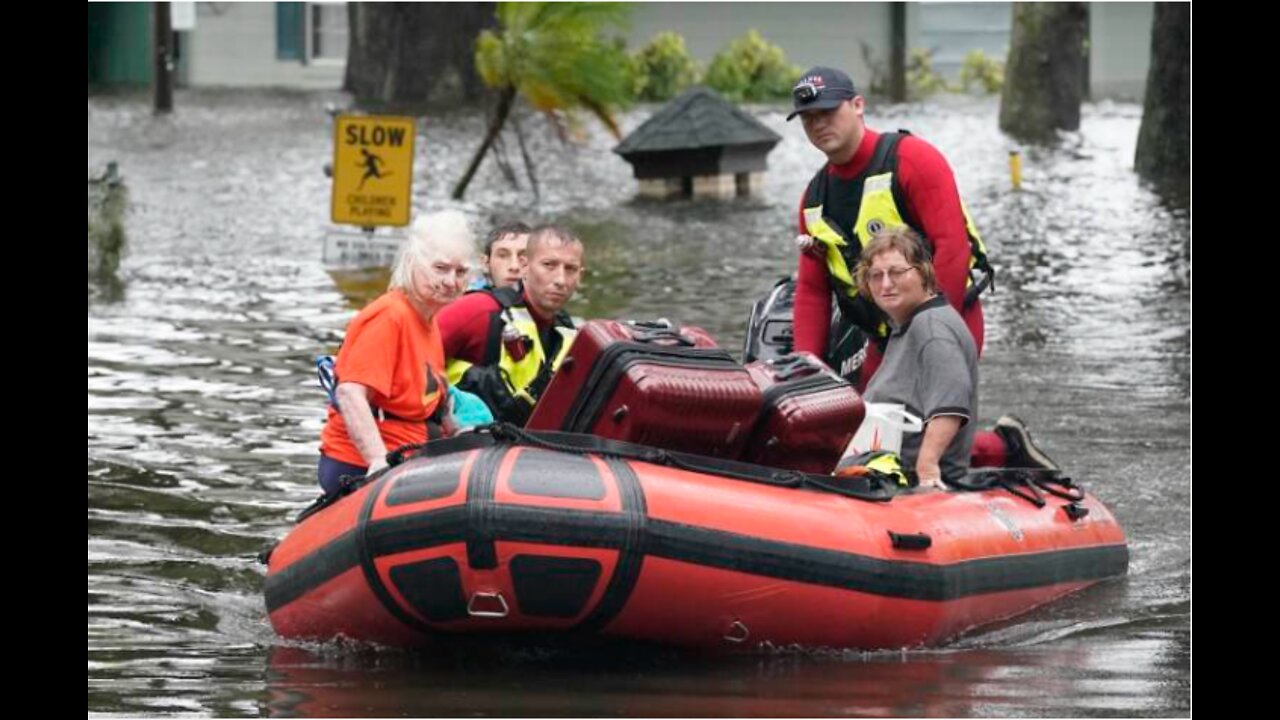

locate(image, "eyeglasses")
[[867, 266, 917, 285], [792, 82, 819, 103]]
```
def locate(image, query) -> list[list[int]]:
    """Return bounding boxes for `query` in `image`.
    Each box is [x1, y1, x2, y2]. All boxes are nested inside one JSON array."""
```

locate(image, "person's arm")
[[441, 410, 461, 437], [335, 382, 389, 473], [437, 293, 499, 361], [439, 385, 460, 437], [793, 193, 834, 357], [915, 415, 962, 488], [913, 331, 975, 486], [898, 138, 973, 313]]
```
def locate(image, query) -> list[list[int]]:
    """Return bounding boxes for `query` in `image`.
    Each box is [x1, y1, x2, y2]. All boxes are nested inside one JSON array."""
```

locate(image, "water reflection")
[[88, 90, 1188, 716]]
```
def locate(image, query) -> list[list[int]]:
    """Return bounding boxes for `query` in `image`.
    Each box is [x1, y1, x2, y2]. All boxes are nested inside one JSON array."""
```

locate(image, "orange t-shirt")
[[320, 290, 447, 466]]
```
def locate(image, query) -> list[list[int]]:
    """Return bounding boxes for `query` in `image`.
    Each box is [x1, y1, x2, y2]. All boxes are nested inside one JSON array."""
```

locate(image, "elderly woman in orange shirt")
[[318, 210, 474, 495]]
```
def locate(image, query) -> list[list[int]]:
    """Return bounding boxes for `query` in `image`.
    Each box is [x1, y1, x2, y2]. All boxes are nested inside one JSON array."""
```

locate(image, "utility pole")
[[154, 2, 174, 114]]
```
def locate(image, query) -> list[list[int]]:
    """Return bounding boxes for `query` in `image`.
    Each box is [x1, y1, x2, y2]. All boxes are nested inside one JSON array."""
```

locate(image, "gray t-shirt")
[[864, 295, 978, 483]]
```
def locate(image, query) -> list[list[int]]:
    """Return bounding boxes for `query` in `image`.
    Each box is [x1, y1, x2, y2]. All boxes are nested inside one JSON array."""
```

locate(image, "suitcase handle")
[[632, 328, 696, 347], [628, 318, 675, 330], [768, 353, 823, 381]]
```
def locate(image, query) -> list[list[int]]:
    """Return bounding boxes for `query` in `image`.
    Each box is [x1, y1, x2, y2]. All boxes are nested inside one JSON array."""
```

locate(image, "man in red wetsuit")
[[789, 66, 1055, 472], [788, 65, 991, 390], [438, 224, 583, 425]]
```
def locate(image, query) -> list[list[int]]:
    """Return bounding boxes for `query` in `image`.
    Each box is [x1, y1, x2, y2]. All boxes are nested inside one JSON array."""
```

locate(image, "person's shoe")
[[994, 415, 1060, 471]]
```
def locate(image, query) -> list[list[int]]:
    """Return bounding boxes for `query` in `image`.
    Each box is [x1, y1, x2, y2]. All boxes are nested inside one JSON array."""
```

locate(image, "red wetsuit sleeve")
[[793, 192, 833, 356], [435, 292, 500, 362], [896, 135, 972, 313]]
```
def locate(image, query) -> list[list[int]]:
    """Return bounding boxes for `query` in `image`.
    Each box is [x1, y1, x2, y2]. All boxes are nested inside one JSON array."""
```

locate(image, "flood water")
[[88, 89, 1189, 717]]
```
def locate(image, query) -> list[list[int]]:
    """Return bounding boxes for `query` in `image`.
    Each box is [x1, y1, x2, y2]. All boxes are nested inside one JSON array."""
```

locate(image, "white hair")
[[389, 210, 476, 291]]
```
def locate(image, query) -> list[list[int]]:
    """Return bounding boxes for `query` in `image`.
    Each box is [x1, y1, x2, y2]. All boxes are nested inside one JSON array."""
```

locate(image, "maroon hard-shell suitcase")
[[526, 320, 762, 458], [741, 352, 865, 474]]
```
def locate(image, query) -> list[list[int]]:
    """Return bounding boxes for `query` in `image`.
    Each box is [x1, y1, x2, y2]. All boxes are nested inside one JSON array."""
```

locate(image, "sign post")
[[325, 115, 416, 268]]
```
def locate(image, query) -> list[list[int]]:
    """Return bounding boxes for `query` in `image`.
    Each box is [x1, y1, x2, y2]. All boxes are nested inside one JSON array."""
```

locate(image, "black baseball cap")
[[786, 66, 858, 121]]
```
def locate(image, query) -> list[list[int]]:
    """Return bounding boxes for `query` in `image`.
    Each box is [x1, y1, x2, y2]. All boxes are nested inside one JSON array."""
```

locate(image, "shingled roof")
[[614, 86, 781, 156]]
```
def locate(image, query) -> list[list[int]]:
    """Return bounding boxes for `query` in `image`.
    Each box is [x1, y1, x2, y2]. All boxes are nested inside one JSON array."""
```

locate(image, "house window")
[[308, 2, 348, 64]]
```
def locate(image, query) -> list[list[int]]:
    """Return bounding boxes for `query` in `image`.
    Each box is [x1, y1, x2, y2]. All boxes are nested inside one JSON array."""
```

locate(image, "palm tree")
[[451, 2, 632, 200]]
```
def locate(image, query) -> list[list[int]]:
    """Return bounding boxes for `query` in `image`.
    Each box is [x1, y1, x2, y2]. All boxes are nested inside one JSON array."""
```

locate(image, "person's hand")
[[367, 457, 389, 475], [442, 411, 461, 438], [915, 461, 946, 490]]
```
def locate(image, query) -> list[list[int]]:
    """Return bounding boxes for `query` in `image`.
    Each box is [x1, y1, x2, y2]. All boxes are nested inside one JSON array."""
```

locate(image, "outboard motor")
[[742, 277, 796, 364], [742, 277, 868, 384]]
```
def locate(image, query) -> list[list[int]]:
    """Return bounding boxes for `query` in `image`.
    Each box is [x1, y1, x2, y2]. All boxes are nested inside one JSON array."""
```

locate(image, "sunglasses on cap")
[[793, 82, 820, 103]]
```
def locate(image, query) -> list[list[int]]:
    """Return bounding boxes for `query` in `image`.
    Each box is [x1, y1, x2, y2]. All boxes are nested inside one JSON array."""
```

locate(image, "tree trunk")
[[999, 3, 1089, 144], [511, 107, 541, 202], [1135, 3, 1190, 206], [453, 87, 517, 200], [491, 132, 520, 188], [344, 3, 496, 107]]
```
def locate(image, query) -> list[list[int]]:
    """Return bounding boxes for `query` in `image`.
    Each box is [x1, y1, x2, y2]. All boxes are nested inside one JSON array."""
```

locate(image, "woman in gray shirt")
[[853, 227, 978, 487], [852, 227, 1060, 487]]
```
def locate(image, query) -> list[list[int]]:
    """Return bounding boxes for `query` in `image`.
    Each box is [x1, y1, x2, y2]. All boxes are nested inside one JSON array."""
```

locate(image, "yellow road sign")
[[331, 115, 415, 226]]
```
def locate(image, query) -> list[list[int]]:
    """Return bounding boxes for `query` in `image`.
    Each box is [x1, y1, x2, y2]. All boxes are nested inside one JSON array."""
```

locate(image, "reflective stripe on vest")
[[803, 132, 993, 306], [445, 305, 576, 403]]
